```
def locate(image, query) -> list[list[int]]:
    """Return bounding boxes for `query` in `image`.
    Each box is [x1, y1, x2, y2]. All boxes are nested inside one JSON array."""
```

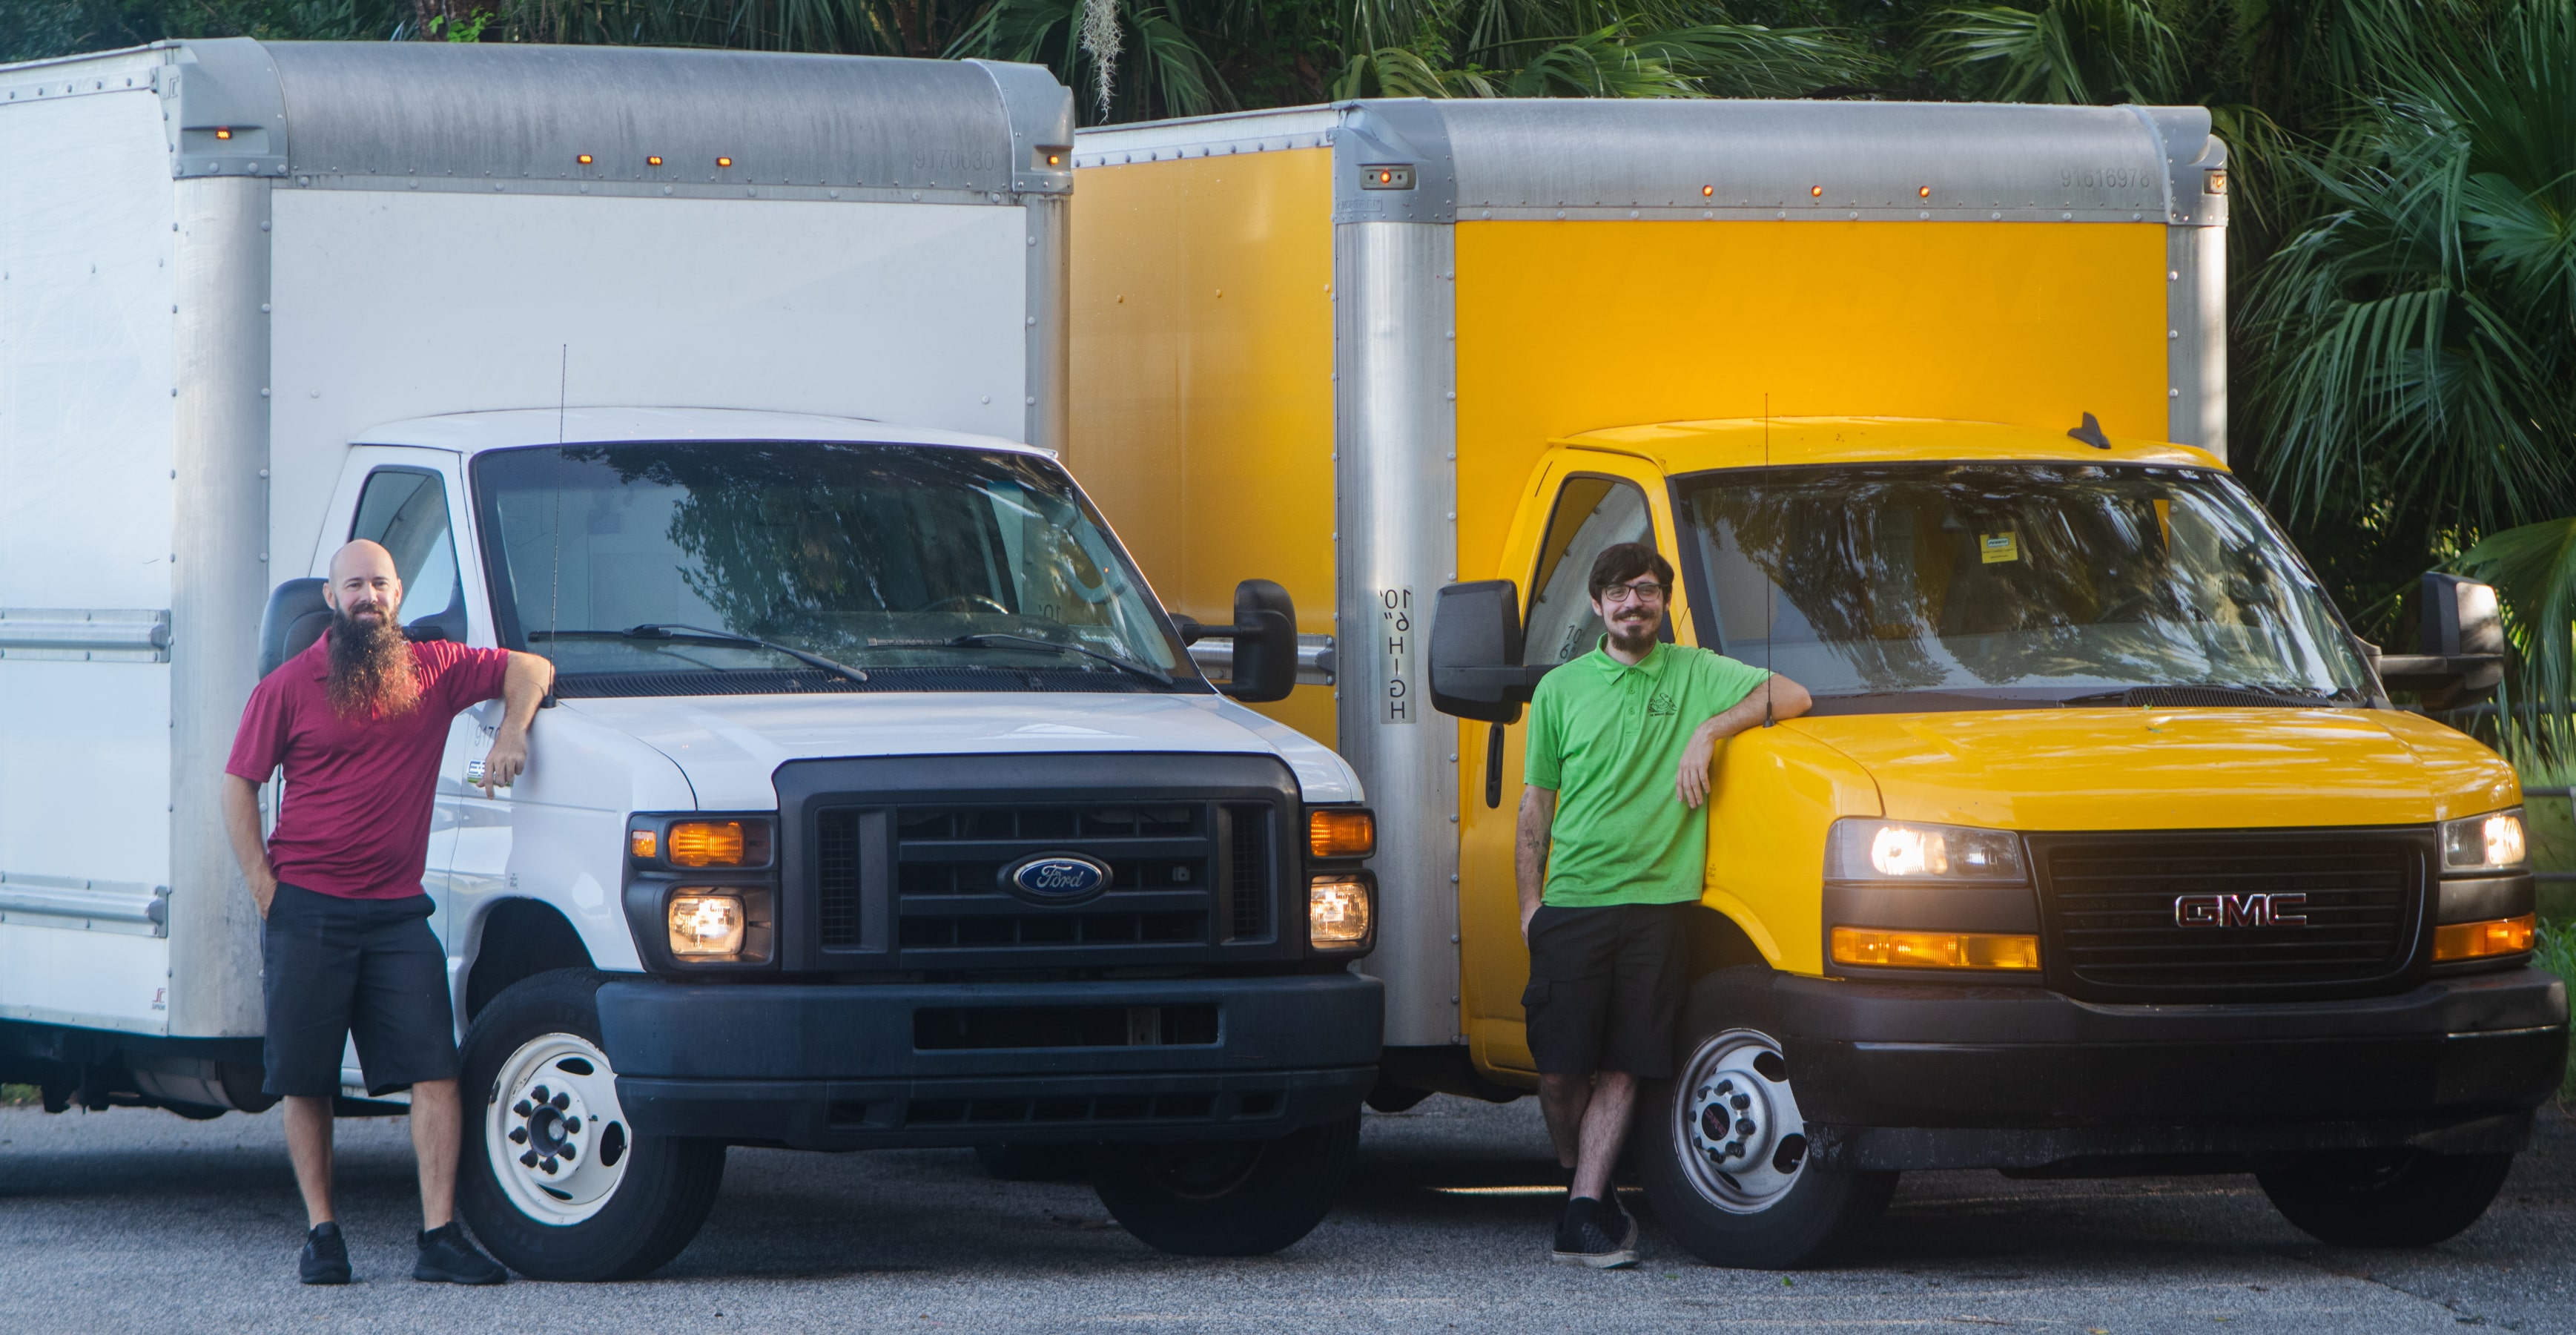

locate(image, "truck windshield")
[[472, 441, 1195, 696], [1674, 463, 2371, 708]]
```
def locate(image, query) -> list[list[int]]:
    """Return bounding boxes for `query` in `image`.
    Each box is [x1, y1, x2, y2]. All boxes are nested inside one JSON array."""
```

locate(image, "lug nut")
[[1730, 1093, 1750, 1110], [519, 1150, 539, 1167], [552, 1092, 571, 1111], [561, 1143, 578, 1161], [1715, 1079, 1734, 1095], [1737, 1117, 1756, 1136], [541, 1157, 559, 1175], [509, 1127, 529, 1144], [1725, 1141, 1745, 1158], [513, 1100, 533, 1117], [532, 1085, 550, 1104]]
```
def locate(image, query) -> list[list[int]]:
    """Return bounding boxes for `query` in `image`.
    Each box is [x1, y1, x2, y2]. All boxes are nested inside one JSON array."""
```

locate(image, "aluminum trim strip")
[[0, 609, 172, 662]]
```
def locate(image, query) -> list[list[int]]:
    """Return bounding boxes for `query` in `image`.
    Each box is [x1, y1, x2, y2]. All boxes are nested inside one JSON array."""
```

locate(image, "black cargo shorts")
[[261, 883, 458, 1098], [1521, 901, 1692, 1078]]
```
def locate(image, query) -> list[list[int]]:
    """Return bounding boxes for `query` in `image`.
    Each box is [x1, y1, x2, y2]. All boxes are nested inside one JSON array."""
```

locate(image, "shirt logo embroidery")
[[1647, 691, 1677, 717]]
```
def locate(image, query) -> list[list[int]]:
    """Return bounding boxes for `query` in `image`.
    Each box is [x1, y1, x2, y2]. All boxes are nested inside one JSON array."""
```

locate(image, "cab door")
[[1456, 449, 1688, 1079]]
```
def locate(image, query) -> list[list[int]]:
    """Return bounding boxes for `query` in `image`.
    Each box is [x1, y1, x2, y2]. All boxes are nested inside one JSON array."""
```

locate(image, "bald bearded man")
[[221, 540, 552, 1285]]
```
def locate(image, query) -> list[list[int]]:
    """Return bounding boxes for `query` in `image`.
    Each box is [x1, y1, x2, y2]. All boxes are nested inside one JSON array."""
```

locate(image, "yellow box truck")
[[1068, 99, 2567, 1265]]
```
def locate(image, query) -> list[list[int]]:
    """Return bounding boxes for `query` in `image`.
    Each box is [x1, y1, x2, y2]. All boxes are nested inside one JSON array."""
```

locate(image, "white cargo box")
[[0, 40, 1071, 1042]]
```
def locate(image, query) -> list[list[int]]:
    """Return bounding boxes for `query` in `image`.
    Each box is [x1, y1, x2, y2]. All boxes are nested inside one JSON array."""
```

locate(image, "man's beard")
[[325, 604, 421, 719], [1604, 608, 1661, 654]]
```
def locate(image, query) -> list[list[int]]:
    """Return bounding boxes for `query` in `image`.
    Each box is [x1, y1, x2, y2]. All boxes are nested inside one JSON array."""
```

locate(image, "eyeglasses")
[[1598, 581, 1668, 604]]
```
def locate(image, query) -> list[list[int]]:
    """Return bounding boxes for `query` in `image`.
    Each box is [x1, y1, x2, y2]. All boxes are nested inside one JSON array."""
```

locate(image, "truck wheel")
[[1639, 1025, 1895, 1269], [1092, 1113, 1360, 1256], [2258, 1150, 2513, 1247], [975, 1142, 1093, 1182], [459, 969, 726, 1281]]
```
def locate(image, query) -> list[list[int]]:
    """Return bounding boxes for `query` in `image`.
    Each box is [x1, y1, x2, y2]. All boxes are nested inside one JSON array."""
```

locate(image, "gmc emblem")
[[2173, 891, 2309, 928]]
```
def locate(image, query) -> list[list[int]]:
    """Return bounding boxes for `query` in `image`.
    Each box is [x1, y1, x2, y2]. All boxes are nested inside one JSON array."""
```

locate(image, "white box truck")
[[0, 40, 1383, 1279]]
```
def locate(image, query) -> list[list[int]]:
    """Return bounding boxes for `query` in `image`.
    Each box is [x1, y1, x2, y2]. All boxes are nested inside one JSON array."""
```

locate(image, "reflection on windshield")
[[1676, 464, 2368, 702], [471, 441, 1188, 691]]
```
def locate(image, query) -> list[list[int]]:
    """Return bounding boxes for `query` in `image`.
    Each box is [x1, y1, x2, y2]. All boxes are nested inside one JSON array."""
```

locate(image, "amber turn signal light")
[[629, 828, 658, 860], [667, 820, 772, 868], [1832, 926, 2039, 971], [2433, 913, 2535, 962], [1309, 809, 1375, 859]]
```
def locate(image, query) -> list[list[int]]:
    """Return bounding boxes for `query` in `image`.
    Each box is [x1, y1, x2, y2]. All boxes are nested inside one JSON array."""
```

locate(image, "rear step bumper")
[[598, 972, 1381, 1150], [1774, 967, 2567, 1173]]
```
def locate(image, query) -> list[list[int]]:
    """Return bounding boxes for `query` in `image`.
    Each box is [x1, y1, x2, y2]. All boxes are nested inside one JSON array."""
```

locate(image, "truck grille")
[[778, 753, 1304, 972], [2032, 829, 2428, 1000], [813, 801, 1275, 955]]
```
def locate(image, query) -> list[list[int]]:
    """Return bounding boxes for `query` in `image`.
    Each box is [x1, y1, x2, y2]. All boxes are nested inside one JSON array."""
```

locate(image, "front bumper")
[[598, 972, 1382, 1150], [1774, 968, 2567, 1172]]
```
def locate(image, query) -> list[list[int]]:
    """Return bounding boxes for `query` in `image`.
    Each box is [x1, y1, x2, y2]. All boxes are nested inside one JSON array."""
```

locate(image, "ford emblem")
[[1001, 852, 1113, 903]]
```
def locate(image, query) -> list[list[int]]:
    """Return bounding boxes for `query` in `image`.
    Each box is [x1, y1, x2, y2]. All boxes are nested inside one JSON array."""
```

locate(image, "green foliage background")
[[5, 0, 2572, 723]]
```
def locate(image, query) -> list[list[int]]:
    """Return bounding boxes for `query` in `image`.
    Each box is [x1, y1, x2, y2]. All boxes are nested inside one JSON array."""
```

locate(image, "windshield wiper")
[[2061, 684, 2354, 708], [532, 624, 870, 685], [868, 633, 1173, 687]]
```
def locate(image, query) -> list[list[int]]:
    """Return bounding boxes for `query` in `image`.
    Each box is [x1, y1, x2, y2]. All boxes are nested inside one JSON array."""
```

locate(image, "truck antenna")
[[1763, 392, 1774, 728], [551, 345, 567, 656]]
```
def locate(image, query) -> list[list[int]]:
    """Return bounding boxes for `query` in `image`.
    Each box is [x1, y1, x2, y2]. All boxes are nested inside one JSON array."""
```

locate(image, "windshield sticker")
[[1980, 532, 2021, 564]]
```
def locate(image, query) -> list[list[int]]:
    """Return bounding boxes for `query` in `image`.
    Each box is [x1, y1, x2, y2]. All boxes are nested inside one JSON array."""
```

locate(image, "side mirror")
[[2376, 573, 2506, 707], [1429, 580, 1551, 722], [1175, 579, 1299, 704], [258, 578, 331, 679]]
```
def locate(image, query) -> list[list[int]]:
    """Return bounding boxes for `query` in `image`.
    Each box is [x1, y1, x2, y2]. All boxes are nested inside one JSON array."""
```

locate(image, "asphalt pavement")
[[1, 1094, 2569, 1334]]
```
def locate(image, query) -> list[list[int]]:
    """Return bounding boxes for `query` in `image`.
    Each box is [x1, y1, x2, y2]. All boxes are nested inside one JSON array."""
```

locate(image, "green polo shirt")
[[1523, 639, 1771, 908]]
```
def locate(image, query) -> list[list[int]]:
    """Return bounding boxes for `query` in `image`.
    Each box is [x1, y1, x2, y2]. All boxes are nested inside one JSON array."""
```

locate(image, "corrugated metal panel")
[[1435, 99, 2203, 223], [1078, 98, 2226, 228], [156, 39, 1069, 200]]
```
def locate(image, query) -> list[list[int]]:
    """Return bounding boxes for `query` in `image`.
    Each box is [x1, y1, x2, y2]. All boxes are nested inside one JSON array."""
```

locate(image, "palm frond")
[[1918, 0, 2184, 106], [2455, 518, 2576, 718]]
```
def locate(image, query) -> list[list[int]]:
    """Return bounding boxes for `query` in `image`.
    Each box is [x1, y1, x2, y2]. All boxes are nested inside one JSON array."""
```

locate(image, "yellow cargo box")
[[1070, 99, 2565, 1266]]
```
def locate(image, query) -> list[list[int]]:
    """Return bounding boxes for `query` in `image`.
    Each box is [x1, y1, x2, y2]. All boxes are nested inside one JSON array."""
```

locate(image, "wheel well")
[[465, 900, 595, 1022], [1685, 904, 1767, 980]]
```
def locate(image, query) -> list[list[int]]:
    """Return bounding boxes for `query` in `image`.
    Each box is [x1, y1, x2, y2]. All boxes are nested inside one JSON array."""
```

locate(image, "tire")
[[2258, 1150, 2514, 1247], [1092, 1113, 1361, 1256], [458, 968, 726, 1281], [1638, 968, 1895, 1270], [975, 1141, 1094, 1183]]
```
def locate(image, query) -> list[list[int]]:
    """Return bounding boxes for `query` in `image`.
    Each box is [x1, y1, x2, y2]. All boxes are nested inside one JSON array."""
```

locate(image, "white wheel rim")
[[1673, 1028, 1810, 1214], [484, 1032, 632, 1226]]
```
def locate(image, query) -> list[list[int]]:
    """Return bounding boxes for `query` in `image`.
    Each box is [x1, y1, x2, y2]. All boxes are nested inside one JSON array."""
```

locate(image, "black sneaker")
[[413, 1223, 508, 1285], [1550, 1195, 1639, 1269], [299, 1222, 352, 1285]]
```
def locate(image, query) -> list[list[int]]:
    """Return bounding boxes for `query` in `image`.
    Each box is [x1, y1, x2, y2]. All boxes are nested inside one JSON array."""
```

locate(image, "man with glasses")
[[1515, 541, 1810, 1267]]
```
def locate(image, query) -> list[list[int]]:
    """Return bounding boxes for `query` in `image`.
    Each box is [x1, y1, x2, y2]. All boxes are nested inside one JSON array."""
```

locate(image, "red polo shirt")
[[225, 633, 515, 900]]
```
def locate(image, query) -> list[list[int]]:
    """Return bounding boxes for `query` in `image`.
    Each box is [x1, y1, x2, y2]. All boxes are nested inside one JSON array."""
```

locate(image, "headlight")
[[668, 892, 746, 957], [1309, 808, 1376, 859], [2440, 808, 2529, 873], [1309, 876, 1371, 948], [1826, 819, 2027, 883]]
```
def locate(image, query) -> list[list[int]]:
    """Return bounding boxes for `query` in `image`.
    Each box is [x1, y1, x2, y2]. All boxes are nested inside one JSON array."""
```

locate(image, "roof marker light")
[[1919, 185, 1932, 198], [214, 128, 232, 140], [716, 156, 733, 168], [1810, 185, 1823, 197], [647, 156, 663, 167], [577, 154, 592, 165], [1702, 185, 1714, 197]]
